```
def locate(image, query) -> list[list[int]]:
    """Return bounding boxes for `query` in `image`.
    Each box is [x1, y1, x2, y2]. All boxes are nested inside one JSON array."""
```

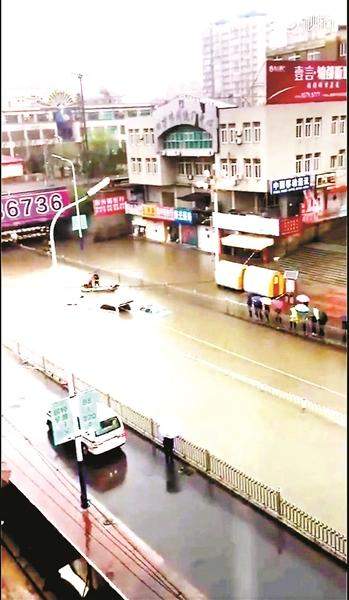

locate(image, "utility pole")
[[77, 73, 89, 153]]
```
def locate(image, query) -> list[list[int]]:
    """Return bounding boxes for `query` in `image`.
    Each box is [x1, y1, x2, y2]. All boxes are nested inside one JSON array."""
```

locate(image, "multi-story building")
[[202, 12, 282, 105], [125, 94, 347, 260], [1, 102, 154, 160], [268, 24, 347, 62]]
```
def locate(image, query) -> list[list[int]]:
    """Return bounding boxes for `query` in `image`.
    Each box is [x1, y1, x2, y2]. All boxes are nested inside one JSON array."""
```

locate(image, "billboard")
[[1, 187, 72, 229], [266, 60, 347, 104]]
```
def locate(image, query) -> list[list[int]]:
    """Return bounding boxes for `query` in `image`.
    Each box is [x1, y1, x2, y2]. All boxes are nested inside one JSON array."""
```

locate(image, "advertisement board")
[[213, 212, 280, 236], [266, 60, 347, 104], [1, 186, 72, 229], [270, 174, 312, 195], [93, 190, 126, 217]]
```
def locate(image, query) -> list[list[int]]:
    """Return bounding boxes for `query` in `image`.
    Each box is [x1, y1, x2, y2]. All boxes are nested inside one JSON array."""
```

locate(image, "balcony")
[[162, 127, 214, 157]]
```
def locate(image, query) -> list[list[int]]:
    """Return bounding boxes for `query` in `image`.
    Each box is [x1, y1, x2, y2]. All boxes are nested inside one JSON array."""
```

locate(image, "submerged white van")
[[47, 403, 126, 455]]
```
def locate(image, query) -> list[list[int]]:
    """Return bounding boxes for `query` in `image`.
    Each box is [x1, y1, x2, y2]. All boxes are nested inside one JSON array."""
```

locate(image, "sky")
[[1, 0, 347, 103]]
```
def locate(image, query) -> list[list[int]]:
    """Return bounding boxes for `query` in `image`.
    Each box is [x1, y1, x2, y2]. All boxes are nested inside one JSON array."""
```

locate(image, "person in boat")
[[92, 272, 100, 287]]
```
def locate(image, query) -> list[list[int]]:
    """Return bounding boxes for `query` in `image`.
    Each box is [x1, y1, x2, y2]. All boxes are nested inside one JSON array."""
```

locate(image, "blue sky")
[[2, 0, 346, 102]]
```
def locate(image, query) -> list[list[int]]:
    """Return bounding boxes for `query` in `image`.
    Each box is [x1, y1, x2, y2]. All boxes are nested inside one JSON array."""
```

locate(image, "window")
[[87, 112, 99, 120], [330, 155, 337, 168], [253, 122, 261, 142], [253, 158, 261, 178], [134, 129, 139, 144], [304, 154, 312, 172], [152, 158, 158, 173], [339, 116, 346, 134], [338, 150, 345, 168], [186, 162, 193, 177], [131, 158, 136, 173], [120, 125, 125, 134], [137, 158, 142, 173], [305, 118, 312, 137], [231, 159, 237, 177], [220, 126, 227, 143], [221, 159, 228, 176], [5, 114, 19, 124], [244, 158, 252, 178], [331, 116, 338, 134], [127, 110, 137, 117], [195, 162, 204, 175], [37, 113, 50, 122], [96, 417, 121, 436], [313, 117, 322, 137], [43, 129, 55, 139], [307, 50, 321, 60], [288, 53, 300, 60], [229, 123, 236, 143], [144, 129, 149, 144], [2, 132, 10, 142], [296, 155, 303, 174], [313, 152, 321, 170], [129, 129, 134, 144], [150, 129, 155, 143], [179, 162, 185, 175], [296, 119, 303, 138], [243, 122, 251, 142], [339, 41, 347, 57], [145, 158, 151, 173]]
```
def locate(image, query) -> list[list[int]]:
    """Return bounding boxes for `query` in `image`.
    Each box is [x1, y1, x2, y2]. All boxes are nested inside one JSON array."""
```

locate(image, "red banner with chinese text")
[[93, 190, 126, 217], [266, 60, 347, 104]]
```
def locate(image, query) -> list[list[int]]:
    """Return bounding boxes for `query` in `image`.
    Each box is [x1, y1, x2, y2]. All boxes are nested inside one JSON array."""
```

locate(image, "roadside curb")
[[19, 244, 346, 350]]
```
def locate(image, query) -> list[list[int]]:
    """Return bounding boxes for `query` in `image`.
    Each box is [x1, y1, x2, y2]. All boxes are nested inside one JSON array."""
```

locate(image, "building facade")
[[125, 95, 347, 261], [268, 24, 347, 62], [202, 13, 282, 105], [1, 102, 154, 160]]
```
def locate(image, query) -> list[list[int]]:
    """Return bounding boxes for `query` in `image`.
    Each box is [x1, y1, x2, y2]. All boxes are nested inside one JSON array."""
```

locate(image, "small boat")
[[80, 283, 119, 293]]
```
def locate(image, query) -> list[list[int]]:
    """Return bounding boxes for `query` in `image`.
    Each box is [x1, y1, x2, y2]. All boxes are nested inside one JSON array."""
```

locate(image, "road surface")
[[2, 247, 347, 534], [2, 350, 346, 600]]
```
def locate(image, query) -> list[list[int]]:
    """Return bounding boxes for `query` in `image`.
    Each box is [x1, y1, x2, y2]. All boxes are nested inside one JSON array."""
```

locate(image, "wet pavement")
[[2, 350, 347, 600], [1, 248, 347, 535]]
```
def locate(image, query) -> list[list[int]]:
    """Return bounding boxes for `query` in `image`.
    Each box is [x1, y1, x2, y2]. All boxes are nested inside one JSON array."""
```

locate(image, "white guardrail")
[[3, 339, 347, 564]]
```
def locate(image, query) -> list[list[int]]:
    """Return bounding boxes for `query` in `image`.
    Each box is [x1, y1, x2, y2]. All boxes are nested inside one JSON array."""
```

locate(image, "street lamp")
[[52, 154, 82, 239], [49, 176, 110, 269], [75, 73, 89, 153]]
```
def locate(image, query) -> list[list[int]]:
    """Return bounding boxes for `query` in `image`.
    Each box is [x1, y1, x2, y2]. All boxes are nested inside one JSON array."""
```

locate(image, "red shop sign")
[[266, 60, 347, 104]]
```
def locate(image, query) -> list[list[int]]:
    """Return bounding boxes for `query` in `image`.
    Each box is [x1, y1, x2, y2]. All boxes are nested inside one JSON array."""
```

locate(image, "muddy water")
[[2, 248, 347, 533]]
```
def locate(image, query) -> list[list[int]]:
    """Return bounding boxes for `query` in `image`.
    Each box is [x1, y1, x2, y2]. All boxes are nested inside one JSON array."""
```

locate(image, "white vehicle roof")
[[96, 402, 121, 422]]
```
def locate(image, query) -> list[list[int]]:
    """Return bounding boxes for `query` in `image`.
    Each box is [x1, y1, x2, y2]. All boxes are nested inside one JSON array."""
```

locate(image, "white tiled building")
[[124, 95, 347, 259], [202, 13, 282, 105]]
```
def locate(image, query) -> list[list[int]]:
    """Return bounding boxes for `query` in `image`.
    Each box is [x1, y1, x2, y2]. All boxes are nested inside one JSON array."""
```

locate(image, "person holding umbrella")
[[252, 295, 263, 320], [294, 303, 310, 335], [246, 293, 254, 318], [261, 297, 271, 322], [271, 298, 283, 327], [289, 305, 298, 331]]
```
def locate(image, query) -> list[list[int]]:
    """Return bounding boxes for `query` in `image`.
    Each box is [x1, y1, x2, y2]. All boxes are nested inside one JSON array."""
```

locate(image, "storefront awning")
[[177, 192, 211, 203], [221, 233, 274, 251]]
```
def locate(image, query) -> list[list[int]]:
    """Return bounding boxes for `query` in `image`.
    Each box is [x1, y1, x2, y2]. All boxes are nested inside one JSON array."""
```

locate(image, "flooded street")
[[2, 247, 347, 534], [2, 350, 347, 599]]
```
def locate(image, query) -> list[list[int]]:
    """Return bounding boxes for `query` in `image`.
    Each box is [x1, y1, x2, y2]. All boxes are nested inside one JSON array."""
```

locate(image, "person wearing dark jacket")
[[318, 310, 328, 337], [247, 294, 254, 318], [253, 296, 263, 320], [341, 315, 347, 344]]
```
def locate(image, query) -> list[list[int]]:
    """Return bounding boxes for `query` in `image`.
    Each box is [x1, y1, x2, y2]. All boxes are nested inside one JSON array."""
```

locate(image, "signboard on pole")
[[51, 398, 75, 446], [266, 60, 347, 104], [78, 389, 99, 432], [72, 214, 88, 231]]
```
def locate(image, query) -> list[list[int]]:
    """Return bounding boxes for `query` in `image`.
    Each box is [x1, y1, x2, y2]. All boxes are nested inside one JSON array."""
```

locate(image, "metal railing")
[[3, 338, 347, 563]]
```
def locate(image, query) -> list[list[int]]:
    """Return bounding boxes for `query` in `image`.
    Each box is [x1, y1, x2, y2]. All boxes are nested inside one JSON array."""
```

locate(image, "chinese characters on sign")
[[315, 172, 336, 189], [1, 187, 72, 229], [125, 202, 197, 224], [51, 398, 75, 446], [270, 175, 311, 195], [174, 208, 194, 224], [79, 389, 99, 432], [267, 60, 347, 104], [93, 191, 126, 217]]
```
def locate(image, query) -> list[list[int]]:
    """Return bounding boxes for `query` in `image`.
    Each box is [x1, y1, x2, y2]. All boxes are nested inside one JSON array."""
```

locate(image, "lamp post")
[[52, 154, 82, 239], [49, 177, 110, 269], [76, 73, 89, 153], [203, 168, 220, 270]]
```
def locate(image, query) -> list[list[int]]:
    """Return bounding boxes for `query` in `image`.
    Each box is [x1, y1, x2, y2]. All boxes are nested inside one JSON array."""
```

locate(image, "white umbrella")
[[159, 419, 180, 439], [295, 303, 310, 314], [260, 297, 272, 306], [296, 294, 310, 304]]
